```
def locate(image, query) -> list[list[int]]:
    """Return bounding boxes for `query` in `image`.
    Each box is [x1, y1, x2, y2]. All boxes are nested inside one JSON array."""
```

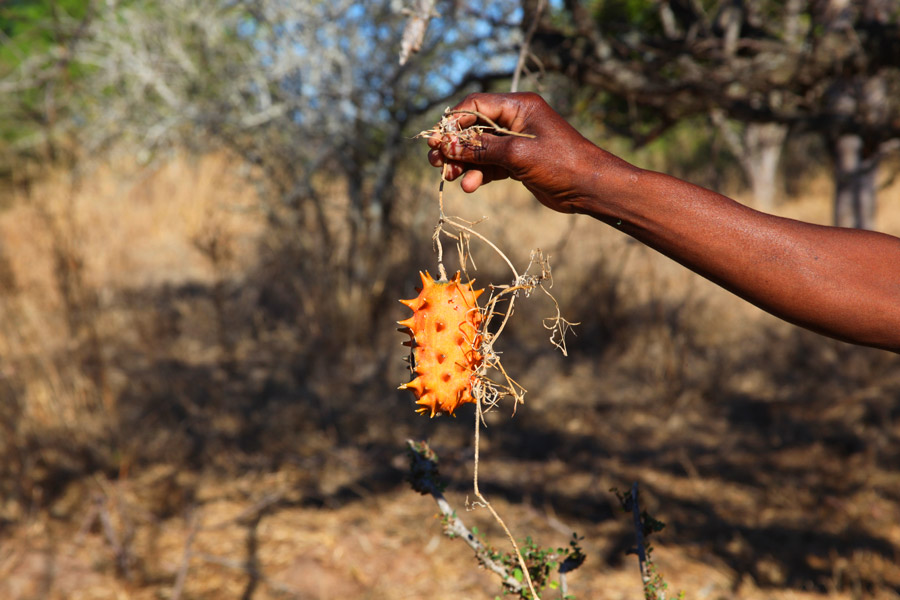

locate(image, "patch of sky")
[[230, 0, 523, 128]]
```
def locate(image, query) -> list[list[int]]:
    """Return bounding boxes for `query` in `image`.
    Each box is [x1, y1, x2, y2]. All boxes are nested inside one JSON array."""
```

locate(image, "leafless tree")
[[521, 0, 900, 227], [0, 0, 522, 358]]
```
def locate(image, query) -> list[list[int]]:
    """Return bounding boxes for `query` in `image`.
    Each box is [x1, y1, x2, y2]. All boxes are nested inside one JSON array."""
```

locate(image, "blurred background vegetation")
[[0, 1, 899, 598]]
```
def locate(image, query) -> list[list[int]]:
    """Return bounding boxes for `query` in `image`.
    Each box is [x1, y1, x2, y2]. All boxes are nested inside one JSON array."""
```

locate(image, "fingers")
[[442, 162, 466, 181], [459, 165, 511, 193], [430, 159, 489, 190], [460, 170, 484, 193], [427, 148, 508, 193], [427, 148, 466, 180], [426, 92, 547, 190], [438, 93, 545, 167], [427, 146, 443, 167], [439, 131, 521, 169], [429, 131, 517, 179], [448, 92, 539, 135]]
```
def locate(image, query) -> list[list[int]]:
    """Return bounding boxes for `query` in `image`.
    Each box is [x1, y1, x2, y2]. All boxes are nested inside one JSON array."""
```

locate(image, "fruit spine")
[[398, 271, 484, 416]]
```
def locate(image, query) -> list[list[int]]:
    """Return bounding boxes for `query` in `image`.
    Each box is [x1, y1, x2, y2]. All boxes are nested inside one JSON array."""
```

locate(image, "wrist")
[[572, 148, 642, 219]]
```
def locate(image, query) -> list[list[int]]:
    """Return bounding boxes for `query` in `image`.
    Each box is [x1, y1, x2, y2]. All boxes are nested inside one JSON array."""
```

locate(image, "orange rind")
[[398, 271, 484, 416]]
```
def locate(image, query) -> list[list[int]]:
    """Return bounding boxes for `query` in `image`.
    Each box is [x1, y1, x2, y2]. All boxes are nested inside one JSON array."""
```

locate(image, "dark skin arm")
[[428, 92, 900, 353]]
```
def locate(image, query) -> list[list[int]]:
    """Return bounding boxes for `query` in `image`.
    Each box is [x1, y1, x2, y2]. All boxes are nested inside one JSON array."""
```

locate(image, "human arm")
[[427, 92, 900, 353]]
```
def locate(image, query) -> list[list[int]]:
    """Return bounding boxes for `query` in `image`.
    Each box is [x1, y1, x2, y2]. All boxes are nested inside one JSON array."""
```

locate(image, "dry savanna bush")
[[0, 154, 260, 504], [0, 150, 899, 599], [0, 148, 437, 508]]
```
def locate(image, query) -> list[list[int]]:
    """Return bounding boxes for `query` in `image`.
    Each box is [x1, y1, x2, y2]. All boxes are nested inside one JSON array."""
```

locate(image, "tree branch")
[[406, 440, 526, 594]]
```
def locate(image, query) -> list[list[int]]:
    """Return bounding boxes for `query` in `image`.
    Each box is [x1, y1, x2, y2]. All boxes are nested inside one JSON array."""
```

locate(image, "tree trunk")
[[743, 123, 787, 211], [833, 133, 878, 230], [711, 112, 786, 211]]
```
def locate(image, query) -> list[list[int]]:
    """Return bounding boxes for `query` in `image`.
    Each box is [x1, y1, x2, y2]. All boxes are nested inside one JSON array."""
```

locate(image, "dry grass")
[[1, 153, 899, 599]]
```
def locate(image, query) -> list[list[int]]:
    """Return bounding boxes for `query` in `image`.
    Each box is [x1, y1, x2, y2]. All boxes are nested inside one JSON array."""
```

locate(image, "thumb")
[[441, 132, 519, 168]]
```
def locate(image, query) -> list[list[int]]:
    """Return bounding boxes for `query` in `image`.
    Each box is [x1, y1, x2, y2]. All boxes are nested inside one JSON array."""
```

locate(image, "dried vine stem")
[[423, 116, 579, 600], [433, 210, 564, 600], [454, 227, 573, 600], [417, 107, 536, 146], [429, 186, 542, 599], [444, 109, 537, 139], [472, 392, 540, 600]]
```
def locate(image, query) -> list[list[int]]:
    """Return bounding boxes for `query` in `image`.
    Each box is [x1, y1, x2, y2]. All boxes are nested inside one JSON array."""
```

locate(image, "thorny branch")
[[406, 440, 528, 594], [407, 441, 581, 598], [614, 483, 675, 600], [631, 482, 649, 586]]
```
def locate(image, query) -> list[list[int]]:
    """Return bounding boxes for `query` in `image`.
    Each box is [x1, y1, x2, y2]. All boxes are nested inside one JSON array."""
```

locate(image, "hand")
[[428, 97, 900, 352], [427, 92, 631, 214]]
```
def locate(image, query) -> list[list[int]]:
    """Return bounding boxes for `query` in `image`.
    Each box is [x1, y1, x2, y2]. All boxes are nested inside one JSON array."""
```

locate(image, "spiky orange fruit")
[[398, 271, 484, 417]]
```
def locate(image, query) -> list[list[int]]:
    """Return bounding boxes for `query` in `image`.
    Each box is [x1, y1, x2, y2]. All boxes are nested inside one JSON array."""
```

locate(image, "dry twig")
[[398, 0, 438, 65], [511, 0, 547, 92]]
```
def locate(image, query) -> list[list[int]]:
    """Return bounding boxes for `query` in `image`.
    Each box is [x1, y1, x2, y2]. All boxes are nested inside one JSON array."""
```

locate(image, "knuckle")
[[458, 92, 487, 109], [517, 91, 542, 103], [504, 139, 527, 165], [511, 92, 545, 111]]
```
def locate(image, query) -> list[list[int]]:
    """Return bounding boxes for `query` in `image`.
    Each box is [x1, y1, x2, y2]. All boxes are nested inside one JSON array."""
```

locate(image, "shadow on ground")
[[2, 241, 900, 598]]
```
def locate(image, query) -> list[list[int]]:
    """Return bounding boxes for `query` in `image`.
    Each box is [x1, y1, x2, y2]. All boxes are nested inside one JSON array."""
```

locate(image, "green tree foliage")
[[0, 0, 91, 170]]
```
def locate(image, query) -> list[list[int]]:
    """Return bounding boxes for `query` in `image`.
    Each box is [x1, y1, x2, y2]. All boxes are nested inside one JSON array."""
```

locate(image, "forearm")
[[429, 92, 900, 351], [580, 157, 900, 352]]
